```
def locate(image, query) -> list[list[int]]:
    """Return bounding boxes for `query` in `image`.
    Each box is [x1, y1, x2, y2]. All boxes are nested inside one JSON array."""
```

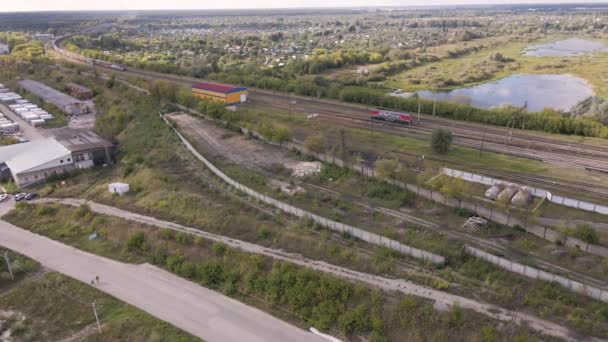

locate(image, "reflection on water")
[[524, 38, 608, 57], [391, 74, 594, 112]]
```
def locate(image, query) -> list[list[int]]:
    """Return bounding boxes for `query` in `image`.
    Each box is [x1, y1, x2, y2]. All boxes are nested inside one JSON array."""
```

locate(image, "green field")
[[387, 35, 608, 97]]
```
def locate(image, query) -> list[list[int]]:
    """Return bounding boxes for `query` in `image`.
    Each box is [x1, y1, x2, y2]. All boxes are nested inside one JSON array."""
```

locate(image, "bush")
[[338, 305, 371, 335], [175, 231, 192, 244], [212, 242, 226, 256], [126, 231, 145, 251], [572, 224, 599, 245], [431, 128, 453, 154], [199, 262, 225, 288], [375, 159, 401, 181], [304, 133, 325, 153], [77, 204, 91, 218], [159, 228, 174, 240], [34, 205, 57, 216], [367, 182, 416, 207]]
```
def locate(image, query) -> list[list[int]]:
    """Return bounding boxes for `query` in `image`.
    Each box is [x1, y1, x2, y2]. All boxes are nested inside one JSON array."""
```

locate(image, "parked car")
[[14, 193, 26, 201], [25, 193, 38, 201], [0, 194, 9, 202]]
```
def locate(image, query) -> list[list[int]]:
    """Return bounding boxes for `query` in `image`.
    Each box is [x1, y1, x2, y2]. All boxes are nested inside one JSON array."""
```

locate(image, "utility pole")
[[289, 97, 296, 120], [417, 98, 421, 123], [432, 92, 436, 116], [92, 300, 102, 334], [479, 131, 486, 157], [3, 251, 14, 280], [340, 129, 347, 166], [521, 100, 528, 131]]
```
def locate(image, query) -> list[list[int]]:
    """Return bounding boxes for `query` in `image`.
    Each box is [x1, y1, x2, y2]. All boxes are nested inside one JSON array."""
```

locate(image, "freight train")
[[52, 36, 127, 71], [370, 109, 413, 125]]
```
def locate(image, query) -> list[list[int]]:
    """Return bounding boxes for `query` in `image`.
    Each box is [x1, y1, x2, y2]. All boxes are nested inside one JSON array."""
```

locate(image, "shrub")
[[152, 247, 168, 265], [159, 228, 174, 240], [126, 231, 145, 251], [35, 205, 57, 216], [304, 133, 325, 153], [338, 305, 371, 335], [212, 242, 226, 256], [175, 231, 192, 244], [367, 182, 416, 207], [375, 159, 401, 181], [572, 224, 599, 245], [431, 128, 453, 154], [199, 262, 225, 288], [77, 204, 91, 218]]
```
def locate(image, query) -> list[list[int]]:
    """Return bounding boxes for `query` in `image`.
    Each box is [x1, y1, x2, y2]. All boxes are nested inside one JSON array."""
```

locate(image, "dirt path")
[[38, 198, 594, 342], [0, 216, 326, 342]]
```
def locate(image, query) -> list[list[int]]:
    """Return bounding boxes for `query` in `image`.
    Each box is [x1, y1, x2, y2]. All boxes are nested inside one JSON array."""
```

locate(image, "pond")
[[391, 74, 594, 112], [523, 38, 608, 57]]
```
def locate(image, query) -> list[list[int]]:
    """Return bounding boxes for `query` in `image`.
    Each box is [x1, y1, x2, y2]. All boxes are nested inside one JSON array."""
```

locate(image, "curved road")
[[0, 207, 325, 342]]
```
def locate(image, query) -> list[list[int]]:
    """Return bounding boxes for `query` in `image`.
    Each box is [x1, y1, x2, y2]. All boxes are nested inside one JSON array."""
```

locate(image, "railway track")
[[51, 40, 608, 198]]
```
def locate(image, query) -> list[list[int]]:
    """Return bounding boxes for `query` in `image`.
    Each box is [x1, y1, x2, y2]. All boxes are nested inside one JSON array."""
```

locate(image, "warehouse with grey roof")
[[17, 80, 89, 116]]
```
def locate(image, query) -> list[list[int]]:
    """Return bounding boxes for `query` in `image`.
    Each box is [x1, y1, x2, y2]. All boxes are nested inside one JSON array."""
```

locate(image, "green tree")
[[431, 128, 453, 154]]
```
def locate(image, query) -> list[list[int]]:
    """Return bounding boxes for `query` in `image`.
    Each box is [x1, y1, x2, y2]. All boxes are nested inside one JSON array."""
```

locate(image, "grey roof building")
[[17, 80, 89, 116]]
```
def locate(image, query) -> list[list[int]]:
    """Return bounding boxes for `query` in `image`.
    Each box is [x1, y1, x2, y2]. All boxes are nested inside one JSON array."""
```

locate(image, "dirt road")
[[0, 216, 326, 342], [38, 198, 592, 342]]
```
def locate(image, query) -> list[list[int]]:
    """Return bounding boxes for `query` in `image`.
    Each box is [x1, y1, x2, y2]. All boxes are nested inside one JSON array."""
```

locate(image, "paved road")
[[37, 198, 590, 342], [0, 217, 326, 342], [0, 104, 45, 141]]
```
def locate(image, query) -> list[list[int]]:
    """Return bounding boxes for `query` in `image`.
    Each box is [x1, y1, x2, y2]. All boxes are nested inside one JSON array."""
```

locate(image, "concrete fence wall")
[[465, 245, 608, 303], [172, 107, 608, 260], [162, 114, 445, 264], [224, 116, 608, 259], [443, 168, 608, 216]]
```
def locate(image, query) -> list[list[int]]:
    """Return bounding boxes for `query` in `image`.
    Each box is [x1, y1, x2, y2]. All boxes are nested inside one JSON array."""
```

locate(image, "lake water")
[[391, 74, 594, 112], [523, 38, 608, 57]]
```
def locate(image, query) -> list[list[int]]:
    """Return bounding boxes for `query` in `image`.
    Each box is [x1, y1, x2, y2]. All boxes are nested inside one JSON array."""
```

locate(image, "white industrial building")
[[0, 139, 74, 187], [0, 131, 114, 187]]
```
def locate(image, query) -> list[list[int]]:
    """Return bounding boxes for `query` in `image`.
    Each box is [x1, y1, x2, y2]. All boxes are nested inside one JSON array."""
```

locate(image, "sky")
[[6, 0, 608, 12]]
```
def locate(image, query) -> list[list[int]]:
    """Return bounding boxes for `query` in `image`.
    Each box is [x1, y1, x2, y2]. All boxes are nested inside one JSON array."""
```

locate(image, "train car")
[[93, 59, 126, 71], [370, 109, 413, 125]]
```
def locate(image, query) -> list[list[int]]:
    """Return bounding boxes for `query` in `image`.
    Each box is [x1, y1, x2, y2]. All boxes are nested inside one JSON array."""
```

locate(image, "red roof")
[[192, 82, 245, 94]]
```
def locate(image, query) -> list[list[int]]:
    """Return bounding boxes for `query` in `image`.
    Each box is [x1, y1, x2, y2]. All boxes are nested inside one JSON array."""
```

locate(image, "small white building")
[[108, 182, 129, 195], [0, 43, 9, 55]]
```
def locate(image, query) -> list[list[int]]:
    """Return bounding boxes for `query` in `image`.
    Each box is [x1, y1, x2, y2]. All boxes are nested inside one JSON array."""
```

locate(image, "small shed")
[[191, 82, 247, 105], [66, 83, 93, 100], [108, 182, 129, 195]]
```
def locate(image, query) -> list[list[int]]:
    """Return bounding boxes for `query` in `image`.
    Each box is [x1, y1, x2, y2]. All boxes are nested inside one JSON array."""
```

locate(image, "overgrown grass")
[[3, 202, 554, 341], [0, 271, 197, 341]]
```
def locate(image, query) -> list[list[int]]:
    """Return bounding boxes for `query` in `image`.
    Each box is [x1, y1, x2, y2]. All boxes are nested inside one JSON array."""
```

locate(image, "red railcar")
[[370, 109, 413, 125]]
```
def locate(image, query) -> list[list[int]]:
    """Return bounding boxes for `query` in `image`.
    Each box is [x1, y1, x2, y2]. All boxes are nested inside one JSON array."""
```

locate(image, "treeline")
[[340, 87, 608, 138], [291, 49, 384, 74], [209, 67, 608, 138]]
